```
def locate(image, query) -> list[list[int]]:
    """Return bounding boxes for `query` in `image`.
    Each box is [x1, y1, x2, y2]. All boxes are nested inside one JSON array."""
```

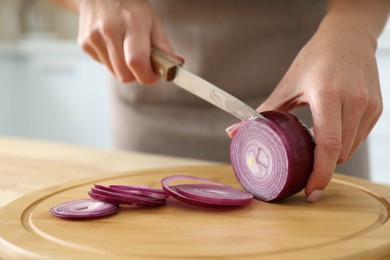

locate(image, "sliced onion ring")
[[90, 185, 166, 206], [175, 184, 253, 206], [50, 199, 118, 219], [109, 185, 166, 194], [230, 110, 315, 201], [108, 185, 168, 200], [88, 191, 125, 205], [161, 175, 253, 208]]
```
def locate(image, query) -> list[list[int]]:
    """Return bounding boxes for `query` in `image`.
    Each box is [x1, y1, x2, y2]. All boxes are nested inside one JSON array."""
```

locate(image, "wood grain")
[[1, 164, 390, 259], [0, 136, 212, 207]]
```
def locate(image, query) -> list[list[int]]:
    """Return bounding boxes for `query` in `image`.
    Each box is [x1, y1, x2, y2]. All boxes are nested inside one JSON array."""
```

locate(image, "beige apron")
[[109, 0, 370, 179]]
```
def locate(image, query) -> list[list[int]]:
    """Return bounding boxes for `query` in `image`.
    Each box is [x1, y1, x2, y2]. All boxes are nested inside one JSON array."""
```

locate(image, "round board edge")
[[1, 164, 390, 259]]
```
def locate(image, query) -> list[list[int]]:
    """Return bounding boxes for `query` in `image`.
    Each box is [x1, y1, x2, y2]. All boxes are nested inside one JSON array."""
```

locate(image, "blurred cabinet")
[[0, 40, 112, 148]]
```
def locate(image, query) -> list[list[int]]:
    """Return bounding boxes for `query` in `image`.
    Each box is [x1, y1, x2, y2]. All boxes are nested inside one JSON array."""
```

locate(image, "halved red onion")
[[230, 110, 315, 201], [50, 199, 118, 219], [161, 175, 253, 208]]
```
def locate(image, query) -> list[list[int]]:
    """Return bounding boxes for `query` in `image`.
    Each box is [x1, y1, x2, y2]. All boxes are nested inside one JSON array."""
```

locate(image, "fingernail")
[[307, 190, 322, 203], [225, 123, 240, 138], [225, 123, 239, 132]]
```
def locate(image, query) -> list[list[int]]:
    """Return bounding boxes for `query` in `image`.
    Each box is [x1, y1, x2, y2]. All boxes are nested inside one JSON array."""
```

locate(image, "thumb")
[[257, 87, 304, 114], [256, 87, 290, 113], [256, 98, 278, 114]]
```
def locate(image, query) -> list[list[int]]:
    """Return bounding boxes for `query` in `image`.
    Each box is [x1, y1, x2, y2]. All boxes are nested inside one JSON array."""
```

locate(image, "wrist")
[[319, 0, 389, 52], [317, 16, 378, 53]]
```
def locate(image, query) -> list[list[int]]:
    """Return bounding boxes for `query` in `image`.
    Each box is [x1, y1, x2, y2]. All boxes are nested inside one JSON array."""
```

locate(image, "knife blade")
[[151, 48, 263, 121]]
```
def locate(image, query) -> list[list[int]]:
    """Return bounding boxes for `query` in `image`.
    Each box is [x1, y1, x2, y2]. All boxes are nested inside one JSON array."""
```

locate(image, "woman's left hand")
[[256, 24, 383, 202], [226, 0, 389, 202]]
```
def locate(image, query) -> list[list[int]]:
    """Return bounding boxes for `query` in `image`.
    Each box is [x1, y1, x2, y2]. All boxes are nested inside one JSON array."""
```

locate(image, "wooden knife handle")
[[151, 48, 183, 81]]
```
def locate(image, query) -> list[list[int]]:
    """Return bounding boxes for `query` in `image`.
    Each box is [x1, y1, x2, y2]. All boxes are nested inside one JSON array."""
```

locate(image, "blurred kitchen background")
[[0, 1, 389, 183], [0, 0, 111, 148]]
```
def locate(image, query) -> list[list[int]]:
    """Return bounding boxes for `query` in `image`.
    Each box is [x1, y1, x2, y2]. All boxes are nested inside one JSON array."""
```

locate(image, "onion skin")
[[230, 110, 315, 201]]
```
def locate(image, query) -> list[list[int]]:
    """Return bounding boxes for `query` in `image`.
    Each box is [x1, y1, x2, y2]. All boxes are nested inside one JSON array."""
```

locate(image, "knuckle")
[[352, 91, 369, 110], [337, 151, 349, 163], [117, 73, 134, 83], [377, 99, 384, 114], [318, 87, 340, 102], [77, 33, 89, 47], [126, 53, 145, 69], [372, 98, 383, 117], [319, 136, 342, 156], [78, 39, 91, 51], [367, 100, 380, 120], [122, 11, 136, 24], [139, 74, 157, 85], [99, 22, 114, 39], [78, 30, 100, 47], [142, 77, 158, 85]]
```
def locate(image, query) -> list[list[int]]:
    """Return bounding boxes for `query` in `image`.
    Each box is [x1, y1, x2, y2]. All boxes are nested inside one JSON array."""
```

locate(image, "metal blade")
[[173, 67, 262, 120]]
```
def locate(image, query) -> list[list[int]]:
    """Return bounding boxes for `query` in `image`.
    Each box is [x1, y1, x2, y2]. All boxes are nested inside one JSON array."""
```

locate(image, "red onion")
[[108, 185, 168, 200], [175, 184, 253, 206], [230, 110, 315, 201], [50, 199, 118, 219], [90, 185, 166, 206], [161, 175, 253, 208], [88, 190, 127, 205], [51, 175, 254, 220]]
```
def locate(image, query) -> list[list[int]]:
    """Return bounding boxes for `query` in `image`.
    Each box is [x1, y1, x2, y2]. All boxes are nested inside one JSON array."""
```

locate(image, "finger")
[[124, 28, 159, 85], [80, 43, 102, 63], [86, 32, 115, 75], [305, 94, 342, 202], [256, 84, 304, 113], [363, 103, 382, 141], [256, 91, 289, 112], [101, 27, 135, 83], [225, 123, 241, 139], [337, 97, 366, 163], [349, 97, 382, 158]]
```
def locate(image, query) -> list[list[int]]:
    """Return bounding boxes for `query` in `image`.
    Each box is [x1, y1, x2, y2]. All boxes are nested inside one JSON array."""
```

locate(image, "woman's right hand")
[[77, 0, 183, 84]]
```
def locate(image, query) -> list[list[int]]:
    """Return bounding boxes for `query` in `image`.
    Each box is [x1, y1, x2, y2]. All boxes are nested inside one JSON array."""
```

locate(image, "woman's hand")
[[254, 0, 388, 202], [77, 0, 183, 84], [257, 28, 382, 202]]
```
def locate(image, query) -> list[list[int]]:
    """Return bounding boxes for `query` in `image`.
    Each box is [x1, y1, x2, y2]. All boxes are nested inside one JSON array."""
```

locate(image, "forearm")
[[47, 0, 80, 13], [321, 0, 389, 50]]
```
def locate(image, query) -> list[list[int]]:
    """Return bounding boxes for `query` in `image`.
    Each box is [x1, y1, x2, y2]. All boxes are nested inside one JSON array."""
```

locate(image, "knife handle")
[[151, 48, 183, 81]]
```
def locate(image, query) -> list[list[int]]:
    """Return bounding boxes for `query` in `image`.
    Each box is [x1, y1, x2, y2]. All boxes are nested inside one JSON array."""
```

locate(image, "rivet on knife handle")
[[151, 48, 183, 81]]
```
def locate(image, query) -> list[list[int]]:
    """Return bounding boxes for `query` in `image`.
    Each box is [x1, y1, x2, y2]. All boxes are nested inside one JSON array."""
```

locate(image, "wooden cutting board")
[[1, 165, 390, 259]]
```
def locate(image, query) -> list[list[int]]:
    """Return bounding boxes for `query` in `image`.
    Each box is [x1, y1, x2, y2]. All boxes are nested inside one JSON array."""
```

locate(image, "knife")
[[151, 48, 264, 120]]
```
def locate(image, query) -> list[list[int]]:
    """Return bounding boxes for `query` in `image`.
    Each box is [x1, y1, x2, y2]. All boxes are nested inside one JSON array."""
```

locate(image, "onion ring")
[[50, 199, 118, 219], [175, 184, 253, 206], [90, 185, 166, 206], [161, 175, 253, 208], [108, 185, 168, 200]]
